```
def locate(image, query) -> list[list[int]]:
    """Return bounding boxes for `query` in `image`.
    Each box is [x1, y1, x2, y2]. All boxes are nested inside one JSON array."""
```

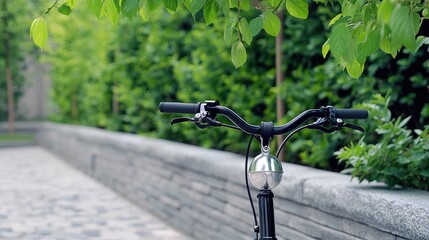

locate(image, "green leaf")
[[329, 13, 342, 26], [329, 23, 355, 64], [262, 12, 280, 36], [389, 6, 420, 51], [87, 0, 105, 18], [228, 0, 238, 8], [377, 0, 394, 25], [148, 0, 162, 10], [322, 40, 330, 58], [239, 18, 252, 45], [286, 0, 309, 19], [345, 59, 364, 78], [340, 168, 354, 174], [341, 1, 353, 16], [229, 0, 250, 10], [30, 17, 48, 49], [423, 7, 429, 17], [139, 0, 150, 21], [351, 0, 365, 18], [183, 0, 191, 9], [415, 36, 429, 51], [67, 0, 78, 8], [121, 0, 140, 18], [249, 16, 263, 36], [163, 0, 178, 12], [241, 0, 250, 11], [224, 16, 237, 46], [357, 29, 380, 64], [380, 32, 400, 58], [58, 3, 72, 15], [105, 0, 120, 24], [218, 0, 229, 16], [203, 0, 218, 25], [190, 0, 207, 19], [382, 167, 399, 175], [363, 3, 375, 23], [420, 169, 429, 177], [398, 116, 411, 128], [231, 41, 247, 68], [139, 0, 161, 21], [397, 156, 411, 164]]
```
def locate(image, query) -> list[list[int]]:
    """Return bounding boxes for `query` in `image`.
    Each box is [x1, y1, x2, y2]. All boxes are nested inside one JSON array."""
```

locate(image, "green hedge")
[[45, 5, 428, 176]]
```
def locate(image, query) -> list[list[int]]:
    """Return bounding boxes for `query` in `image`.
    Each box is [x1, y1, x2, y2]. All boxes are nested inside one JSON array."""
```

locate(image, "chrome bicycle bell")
[[248, 147, 283, 190]]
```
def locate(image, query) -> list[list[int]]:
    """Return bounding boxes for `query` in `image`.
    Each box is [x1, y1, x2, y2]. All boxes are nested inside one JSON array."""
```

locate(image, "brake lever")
[[171, 116, 219, 129], [307, 118, 338, 133], [171, 117, 196, 125], [343, 123, 364, 133], [308, 117, 364, 134], [318, 126, 340, 133], [194, 121, 211, 129], [204, 117, 222, 127], [328, 117, 365, 133]]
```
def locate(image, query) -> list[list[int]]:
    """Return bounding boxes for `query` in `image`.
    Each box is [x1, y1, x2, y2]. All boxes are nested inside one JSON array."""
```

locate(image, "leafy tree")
[[41, 6, 117, 124], [31, 0, 429, 78], [1, 0, 15, 132], [0, 0, 31, 130]]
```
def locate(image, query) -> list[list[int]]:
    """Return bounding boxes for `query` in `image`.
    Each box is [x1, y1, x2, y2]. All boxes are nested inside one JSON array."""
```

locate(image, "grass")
[[0, 133, 35, 143]]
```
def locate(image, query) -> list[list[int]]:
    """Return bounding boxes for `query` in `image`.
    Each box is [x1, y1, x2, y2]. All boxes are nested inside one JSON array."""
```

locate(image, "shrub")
[[336, 95, 429, 190]]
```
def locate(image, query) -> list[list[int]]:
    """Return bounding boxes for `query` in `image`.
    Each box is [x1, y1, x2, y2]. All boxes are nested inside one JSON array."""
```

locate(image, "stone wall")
[[35, 122, 429, 240]]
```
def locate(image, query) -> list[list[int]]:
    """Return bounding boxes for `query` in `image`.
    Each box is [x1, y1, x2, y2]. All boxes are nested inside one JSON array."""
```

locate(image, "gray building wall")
[[33, 122, 429, 240]]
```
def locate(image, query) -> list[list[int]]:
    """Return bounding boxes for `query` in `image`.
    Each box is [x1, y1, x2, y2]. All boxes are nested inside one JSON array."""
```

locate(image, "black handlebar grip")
[[333, 108, 369, 119], [159, 102, 201, 114]]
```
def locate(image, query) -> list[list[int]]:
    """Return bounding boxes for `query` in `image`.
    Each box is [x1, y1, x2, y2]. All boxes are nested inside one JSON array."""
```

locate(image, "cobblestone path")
[[0, 146, 193, 240]]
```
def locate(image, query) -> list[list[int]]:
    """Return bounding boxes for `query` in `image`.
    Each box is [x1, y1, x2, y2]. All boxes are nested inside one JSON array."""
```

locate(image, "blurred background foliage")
[[0, 0, 34, 121], [41, 3, 429, 175]]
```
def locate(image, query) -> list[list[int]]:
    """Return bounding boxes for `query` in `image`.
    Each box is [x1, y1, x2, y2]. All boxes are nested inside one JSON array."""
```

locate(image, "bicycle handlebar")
[[159, 102, 202, 114], [159, 102, 368, 135], [331, 108, 368, 119]]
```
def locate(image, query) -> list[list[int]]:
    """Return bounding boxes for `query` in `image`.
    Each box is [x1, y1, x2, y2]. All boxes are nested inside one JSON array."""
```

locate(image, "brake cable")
[[276, 124, 311, 158], [244, 135, 259, 240]]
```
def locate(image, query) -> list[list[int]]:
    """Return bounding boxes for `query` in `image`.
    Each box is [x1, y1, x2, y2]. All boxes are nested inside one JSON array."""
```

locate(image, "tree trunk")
[[71, 92, 79, 121], [112, 83, 119, 115], [2, 0, 15, 133], [5, 58, 15, 133], [275, 10, 285, 161]]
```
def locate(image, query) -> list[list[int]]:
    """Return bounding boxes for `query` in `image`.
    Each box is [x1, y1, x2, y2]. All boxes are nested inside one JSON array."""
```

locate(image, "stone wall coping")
[[0, 121, 44, 133], [35, 122, 429, 239]]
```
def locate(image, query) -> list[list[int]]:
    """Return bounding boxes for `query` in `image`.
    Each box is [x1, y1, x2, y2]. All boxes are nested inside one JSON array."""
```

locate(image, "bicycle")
[[159, 100, 368, 240]]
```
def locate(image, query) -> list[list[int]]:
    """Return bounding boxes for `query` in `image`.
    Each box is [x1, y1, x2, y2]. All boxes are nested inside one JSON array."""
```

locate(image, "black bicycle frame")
[[258, 190, 277, 240]]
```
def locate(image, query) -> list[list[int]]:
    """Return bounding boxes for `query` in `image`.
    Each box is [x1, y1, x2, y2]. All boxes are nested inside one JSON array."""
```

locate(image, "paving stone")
[[0, 146, 193, 240], [82, 229, 100, 237], [0, 230, 25, 239]]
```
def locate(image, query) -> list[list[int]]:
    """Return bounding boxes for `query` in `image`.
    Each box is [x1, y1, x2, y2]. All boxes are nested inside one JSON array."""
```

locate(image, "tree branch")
[[43, 0, 60, 16]]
